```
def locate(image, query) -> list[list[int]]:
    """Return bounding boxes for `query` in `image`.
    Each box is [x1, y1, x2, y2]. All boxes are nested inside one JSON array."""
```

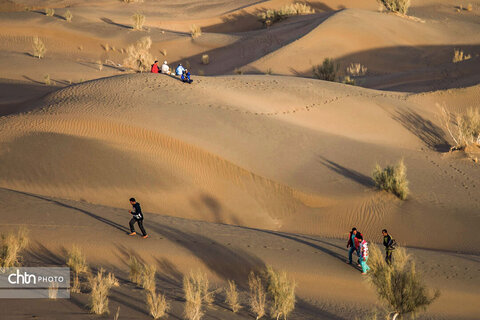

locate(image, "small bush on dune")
[[141, 264, 156, 293], [201, 54, 209, 65], [44, 74, 51, 85], [452, 49, 471, 63], [440, 105, 480, 149], [32, 36, 46, 59], [66, 245, 88, 293], [129, 255, 143, 285], [368, 244, 440, 319], [373, 159, 409, 200], [45, 8, 55, 16], [342, 75, 355, 85], [0, 227, 29, 268], [48, 282, 59, 299], [183, 272, 204, 320], [132, 13, 145, 30], [123, 36, 153, 72], [313, 58, 338, 81], [377, 0, 411, 15], [88, 268, 118, 315], [248, 272, 266, 320], [190, 24, 202, 38], [225, 280, 241, 313], [146, 290, 170, 319], [346, 63, 367, 76], [258, 3, 314, 26], [64, 9, 72, 22], [266, 266, 296, 320]]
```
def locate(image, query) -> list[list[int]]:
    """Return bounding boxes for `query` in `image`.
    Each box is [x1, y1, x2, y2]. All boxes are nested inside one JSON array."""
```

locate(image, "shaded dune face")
[[0, 74, 479, 253]]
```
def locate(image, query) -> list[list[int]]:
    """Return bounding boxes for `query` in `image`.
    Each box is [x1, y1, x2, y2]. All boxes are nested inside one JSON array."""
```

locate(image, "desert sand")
[[0, 0, 479, 319]]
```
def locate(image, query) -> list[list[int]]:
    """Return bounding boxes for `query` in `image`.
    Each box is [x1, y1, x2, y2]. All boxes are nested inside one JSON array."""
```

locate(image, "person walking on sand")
[[128, 198, 148, 238], [151, 60, 159, 73], [346, 227, 358, 264], [161, 60, 170, 74], [382, 229, 395, 265], [357, 233, 370, 274]]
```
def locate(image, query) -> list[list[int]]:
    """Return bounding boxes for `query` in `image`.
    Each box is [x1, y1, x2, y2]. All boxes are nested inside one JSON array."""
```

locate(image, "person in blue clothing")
[[175, 63, 185, 76], [181, 68, 193, 84], [346, 227, 358, 264]]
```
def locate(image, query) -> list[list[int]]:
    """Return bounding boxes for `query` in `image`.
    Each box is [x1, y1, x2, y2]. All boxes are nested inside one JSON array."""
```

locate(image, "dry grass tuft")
[[201, 54, 209, 65], [373, 159, 409, 200], [114, 307, 120, 320], [439, 105, 480, 149], [258, 3, 314, 26], [49, 282, 59, 299], [183, 271, 214, 320], [146, 290, 170, 319], [160, 49, 167, 56], [0, 227, 29, 268], [452, 49, 471, 63], [44, 74, 52, 85], [467, 3, 473, 11], [88, 268, 118, 315], [123, 36, 153, 72], [132, 13, 145, 30], [266, 266, 296, 320], [141, 264, 156, 293], [248, 272, 266, 320], [129, 255, 143, 285], [368, 244, 440, 319], [346, 63, 367, 76], [64, 9, 72, 22], [96, 60, 103, 71], [190, 24, 202, 38], [66, 245, 89, 293], [377, 0, 411, 15], [313, 58, 338, 81], [45, 8, 55, 16], [225, 280, 241, 313], [32, 36, 46, 59], [342, 75, 355, 85]]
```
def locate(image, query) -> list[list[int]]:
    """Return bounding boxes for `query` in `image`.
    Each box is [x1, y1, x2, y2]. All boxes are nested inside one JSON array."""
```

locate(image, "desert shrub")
[[129, 255, 143, 285], [313, 58, 338, 81], [266, 266, 296, 320], [64, 9, 72, 22], [225, 280, 241, 313], [234, 68, 243, 75], [44, 74, 51, 85], [346, 63, 367, 76], [132, 13, 145, 30], [190, 24, 202, 38], [123, 36, 153, 72], [373, 159, 409, 200], [248, 272, 266, 320], [183, 272, 204, 320], [32, 36, 46, 59], [146, 290, 170, 319], [452, 49, 471, 63], [48, 282, 59, 299], [66, 245, 88, 293], [201, 54, 209, 65], [88, 268, 118, 315], [368, 244, 440, 319], [45, 8, 55, 16], [0, 228, 29, 268], [258, 3, 314, 26], [440, 106, 480, 149], [377, 0, 411, 15], [342, 76, 355, 85], [141, 264, 156, 293]]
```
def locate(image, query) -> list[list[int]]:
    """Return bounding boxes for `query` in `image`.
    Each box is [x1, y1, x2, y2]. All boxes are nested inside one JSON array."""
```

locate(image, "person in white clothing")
[[161, 61, 170, 74]]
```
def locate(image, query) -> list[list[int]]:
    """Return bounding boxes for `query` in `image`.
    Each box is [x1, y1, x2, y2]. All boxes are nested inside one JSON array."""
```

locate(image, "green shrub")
[[313, 58, 338, 81], [373, 159, 409, 200]]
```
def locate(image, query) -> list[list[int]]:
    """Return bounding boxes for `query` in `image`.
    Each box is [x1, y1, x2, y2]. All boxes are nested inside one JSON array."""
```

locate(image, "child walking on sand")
[[357, 233, 370, 274]]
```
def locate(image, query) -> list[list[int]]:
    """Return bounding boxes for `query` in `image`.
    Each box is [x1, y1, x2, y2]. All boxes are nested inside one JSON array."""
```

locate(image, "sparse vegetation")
[[377, 0, 411, 15], [64, 10, 72, 22], [160, 49, 167, 56], [146, 290, 170, 319], [123, 0, 143, 3], [44, 74, 51, 85], [183, 271, 214, 320], [266, 266, 296, 320], [141, 264, 156, 293], [0, 227, 29, 268], [190, 24, 202, 38], [373, 159, 409, 200], [225, 280, 241, 313], [129, 255, 143, 285], [467, 3, 473, 11], [201, 54, 209, 65], [313, 58, 338, 81], [132, 13, 145, 31], [234, 68, 243, 75], [32, 36, 46, 59], [452, 49, 471, 63], [96, 60, 103, 71], [368, 244, 440, 319], [103, 43, 110, 52], [45, 8, 55, 16], [123, 36, 153, 72], [48, 282, 59, 299], [258, 3, 314, 26], [342, 76, 355, 85], [248, 272, 266, 320], [88, 268, 118, 315], [346, 63, 367, 76], [66, 245, 89, 293], [440, 105, 480, 149]]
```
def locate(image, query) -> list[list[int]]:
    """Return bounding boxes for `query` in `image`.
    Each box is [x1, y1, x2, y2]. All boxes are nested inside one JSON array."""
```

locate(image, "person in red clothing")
[[151, 60, 159, 73]]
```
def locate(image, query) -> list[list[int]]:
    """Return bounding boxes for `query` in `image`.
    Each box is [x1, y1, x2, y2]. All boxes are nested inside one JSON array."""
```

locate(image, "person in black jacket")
[[128, 198, 148, 238], [382, 229, 394, 264]]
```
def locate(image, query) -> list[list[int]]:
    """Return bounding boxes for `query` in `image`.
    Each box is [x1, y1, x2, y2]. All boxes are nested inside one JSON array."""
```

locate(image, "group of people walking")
[[346, 227, 396, 274], [151, 60, 193, 84]]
